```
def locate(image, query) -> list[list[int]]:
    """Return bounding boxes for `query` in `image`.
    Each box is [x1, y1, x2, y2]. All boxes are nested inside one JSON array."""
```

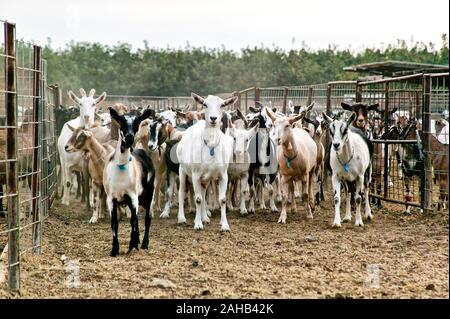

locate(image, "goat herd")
[[56, 88, 449, 257]]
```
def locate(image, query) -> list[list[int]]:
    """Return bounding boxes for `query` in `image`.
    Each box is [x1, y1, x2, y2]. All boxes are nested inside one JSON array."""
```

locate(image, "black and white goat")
[[103, 107, 155, 256], [323, 112, 373, 227]]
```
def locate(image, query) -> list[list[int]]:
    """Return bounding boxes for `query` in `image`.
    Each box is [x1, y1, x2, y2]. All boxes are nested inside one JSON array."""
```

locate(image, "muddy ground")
[[0, 190, 448, 299]]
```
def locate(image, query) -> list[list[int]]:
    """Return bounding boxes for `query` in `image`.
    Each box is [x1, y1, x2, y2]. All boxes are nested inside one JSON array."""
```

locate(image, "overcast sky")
[[1, 0, 449, 51]]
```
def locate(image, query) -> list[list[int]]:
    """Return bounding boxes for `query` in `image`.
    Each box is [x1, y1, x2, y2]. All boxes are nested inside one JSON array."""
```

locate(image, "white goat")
[[176, 93, 236, 231], [323, 112, 373, 227], [227, 124, 259, 215], [58, 88, 107, 205]]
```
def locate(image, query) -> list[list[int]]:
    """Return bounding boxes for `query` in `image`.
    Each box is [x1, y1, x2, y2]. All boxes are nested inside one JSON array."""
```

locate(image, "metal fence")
[[0, 21, 57, 292], [230, 76, 449, 211]]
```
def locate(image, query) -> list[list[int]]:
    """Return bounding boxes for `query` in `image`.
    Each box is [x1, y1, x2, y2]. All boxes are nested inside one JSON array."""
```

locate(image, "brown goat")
[[65, 125, 115, 223]]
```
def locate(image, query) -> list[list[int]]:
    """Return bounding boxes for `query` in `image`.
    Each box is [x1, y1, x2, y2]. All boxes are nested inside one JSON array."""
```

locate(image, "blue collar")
[[117, 156, 132, 171]]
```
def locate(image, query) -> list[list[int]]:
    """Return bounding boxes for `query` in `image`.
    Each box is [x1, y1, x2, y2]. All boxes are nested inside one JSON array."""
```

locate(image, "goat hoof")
[[194, 222, 204, 230], [202, 216, 210, 224], [277, 216, 286, 224], [159, 211, 170, 219], [177, 216, 187, 224], [240, 208, 248, 215], [110, 249, 119, 257], [141, 242, 149, 250], [88, 217, 98, 224], [332, 222, 341, 228], [220, 223, 230, 232], [342, 216, 351, 223], [355, 221, 364, 227]]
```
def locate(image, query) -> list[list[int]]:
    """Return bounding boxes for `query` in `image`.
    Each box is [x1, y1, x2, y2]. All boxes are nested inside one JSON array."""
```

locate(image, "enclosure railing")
[[1, 20, 57, 293]]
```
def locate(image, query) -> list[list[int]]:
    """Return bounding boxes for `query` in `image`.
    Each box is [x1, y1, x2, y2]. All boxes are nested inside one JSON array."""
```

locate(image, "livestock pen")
[[0, 20, 448, 298]]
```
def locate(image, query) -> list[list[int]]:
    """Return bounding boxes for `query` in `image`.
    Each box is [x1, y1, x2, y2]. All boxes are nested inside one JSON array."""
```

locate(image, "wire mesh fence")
[[96, 95, 193, 112], [424, 73, 449, 212], [0, 21, 57, 292]]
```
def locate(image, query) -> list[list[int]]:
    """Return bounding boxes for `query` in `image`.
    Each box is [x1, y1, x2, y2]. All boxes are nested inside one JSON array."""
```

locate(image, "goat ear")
[[390, 107, 398, 114], [265, 106, 277, 122], [89, 89, 95, 97], [306, 102, 315, 113], [288, 100, 295, 114], [94, 92, 107, 105], [367, 103, 379, 111], [191, 93, 205, 105], [67, 124, 76, 132], [347, 112, 357, 127], [176, 110, 186, 118], [79, 88, 87, 97], [341, 102, 353, 111], [109, 107, 123, 125], [322, 112, 333, 123], [139, 108, 156, 122], [249, 106, 259, 113], [222, 96, 238, 108], [236, 108, 249, 127], [68, 90, 80, 104], [288, 113, 304, 125]]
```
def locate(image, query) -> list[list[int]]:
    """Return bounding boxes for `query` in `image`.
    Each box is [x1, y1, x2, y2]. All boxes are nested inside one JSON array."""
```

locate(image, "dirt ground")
[[0, 190, 448, 299]]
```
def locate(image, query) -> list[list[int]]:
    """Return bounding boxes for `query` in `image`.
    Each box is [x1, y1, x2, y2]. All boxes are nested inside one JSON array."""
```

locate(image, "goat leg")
[[109, 198, 120, 257]]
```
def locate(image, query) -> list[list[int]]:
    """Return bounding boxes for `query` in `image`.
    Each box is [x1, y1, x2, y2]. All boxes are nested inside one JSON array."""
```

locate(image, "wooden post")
[[5, 22, 20, 292], [323, 83, 333, 187], [422, 75, 433, 213], [355, 81, 362, 103], [255, 87, 260, 105], [282, 87, 288, 114], [383, 82, 390, 198], [326, 84, 332, 115], [233, 91, 241, 111], [31, 45, 42, 254], [244, 90, 248, 114], [307, 86, 313, 105]]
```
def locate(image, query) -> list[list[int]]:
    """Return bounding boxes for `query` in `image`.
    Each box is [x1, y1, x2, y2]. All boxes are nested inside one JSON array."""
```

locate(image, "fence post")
[[31, 45, 42, 254], [422, 75, 433, 213], [383, 82, 390, 198], [5, 22, 20, 292], [282, 87, 288, 114], [244, 90, 248, 114], [307, 86, 313, 105], [323, 83, 333, 188], [233, 91, 241, 110], [255, 87, 260, 105], [355, 81, 362, 103]]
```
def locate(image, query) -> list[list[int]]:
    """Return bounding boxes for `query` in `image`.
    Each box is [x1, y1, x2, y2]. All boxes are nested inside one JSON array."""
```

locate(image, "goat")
[[103, 107, 155, 256], [135, 117, 170, 218], [65, 126, 115, 223], [58, 88, 107, 206], [227, 124, 259, 215], [246, 104, 280, 213], [267, 109, 317, 223], [176, 93, 235, 231], [322, 112, 373, 227], [341, 102, 379, 132]]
